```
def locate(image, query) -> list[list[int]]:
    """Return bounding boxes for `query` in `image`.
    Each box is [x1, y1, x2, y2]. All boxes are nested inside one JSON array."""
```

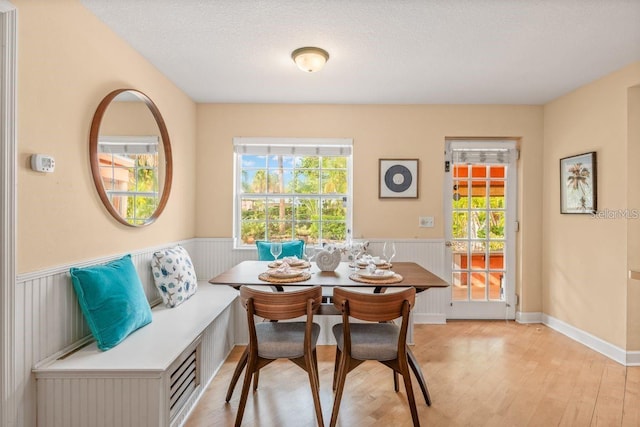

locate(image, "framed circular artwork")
[[379, 158, 419, 198]]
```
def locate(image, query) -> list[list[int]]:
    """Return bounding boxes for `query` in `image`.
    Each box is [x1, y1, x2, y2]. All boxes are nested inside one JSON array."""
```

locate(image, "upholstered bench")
[[34, 283, 239, 427]]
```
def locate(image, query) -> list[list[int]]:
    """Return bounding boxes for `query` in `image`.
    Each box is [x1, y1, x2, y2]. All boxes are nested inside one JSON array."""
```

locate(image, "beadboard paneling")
[[17, 238, 448, 426], [192, 238, 449, 325], [16, 240, 195, 427]]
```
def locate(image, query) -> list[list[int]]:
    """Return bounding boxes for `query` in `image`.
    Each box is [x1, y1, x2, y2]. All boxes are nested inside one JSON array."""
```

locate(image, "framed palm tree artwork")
[[560, 152, 597, 214]]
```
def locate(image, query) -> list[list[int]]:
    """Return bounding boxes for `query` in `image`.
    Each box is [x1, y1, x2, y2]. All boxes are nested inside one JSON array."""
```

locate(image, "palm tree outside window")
[[233, 137, 353, 248]]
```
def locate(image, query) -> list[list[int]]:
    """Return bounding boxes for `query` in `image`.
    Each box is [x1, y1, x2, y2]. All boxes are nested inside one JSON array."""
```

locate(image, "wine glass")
[[349, 242, 363, 271], [304, 244, 316, 262], [270, 242, 282, 261], [383, 241, 396, 266], [304, 245, 316, 273]]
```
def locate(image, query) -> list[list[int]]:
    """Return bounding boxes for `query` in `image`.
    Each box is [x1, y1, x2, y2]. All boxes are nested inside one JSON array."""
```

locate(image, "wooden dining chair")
[[330, 287, 423, 427], [234, 285, 324, 427]]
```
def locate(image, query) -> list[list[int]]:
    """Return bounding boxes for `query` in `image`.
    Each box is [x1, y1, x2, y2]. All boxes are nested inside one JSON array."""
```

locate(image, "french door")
[[444, 140, 518, 319]]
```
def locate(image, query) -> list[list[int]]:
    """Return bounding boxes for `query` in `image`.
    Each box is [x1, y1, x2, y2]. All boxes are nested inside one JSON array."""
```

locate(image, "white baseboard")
[[516, 311, 543, 324], [542, 314, 627, 366], [413, 313, 447, 324], [626, 351, 640, 366]]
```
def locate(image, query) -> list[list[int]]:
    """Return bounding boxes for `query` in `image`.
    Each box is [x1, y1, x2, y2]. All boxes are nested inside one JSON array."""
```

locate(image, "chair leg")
[[393, 371, 399, 392], [234, 355, 256, 427], [407, 347, 431, 406], [225, 347, 248, 402], [332, 347, 342, 390], [305, 351, 325, 427], [401, 366, 421, 427], [312, 349, 320, 385], [330, 352, 349, 427], [252, 370, 260, 392]]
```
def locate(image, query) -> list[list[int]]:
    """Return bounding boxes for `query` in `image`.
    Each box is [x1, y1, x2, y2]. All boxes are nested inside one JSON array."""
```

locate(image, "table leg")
[[407, 347, 431, 406], [225, 347, 248, 402]]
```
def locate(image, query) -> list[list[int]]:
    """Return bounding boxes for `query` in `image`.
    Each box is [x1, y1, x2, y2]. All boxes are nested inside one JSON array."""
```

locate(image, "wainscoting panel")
[[360, 239, 448, 324], [15, 240, 194, 427], [15, 238, 448, 426]]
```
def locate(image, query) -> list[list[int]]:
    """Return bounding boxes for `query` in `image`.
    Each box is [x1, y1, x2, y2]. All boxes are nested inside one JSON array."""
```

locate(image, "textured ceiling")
[[81, 0, 640, 105]]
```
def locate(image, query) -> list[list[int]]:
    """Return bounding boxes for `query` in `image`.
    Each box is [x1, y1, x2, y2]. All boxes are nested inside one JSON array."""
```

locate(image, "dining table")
[[208, 260, 449, 406]]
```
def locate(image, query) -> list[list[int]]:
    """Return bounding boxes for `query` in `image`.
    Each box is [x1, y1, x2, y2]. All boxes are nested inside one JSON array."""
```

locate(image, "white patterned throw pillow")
[[151, 246, 198, 308]]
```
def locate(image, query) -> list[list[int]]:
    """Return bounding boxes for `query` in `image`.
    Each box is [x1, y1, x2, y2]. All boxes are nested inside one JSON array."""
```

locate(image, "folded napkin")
[[271, 263, 293, 274], [358, 255, 382, 265]]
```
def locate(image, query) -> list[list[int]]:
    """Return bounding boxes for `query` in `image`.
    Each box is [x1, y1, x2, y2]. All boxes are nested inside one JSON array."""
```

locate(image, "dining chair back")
[[235, 285, 324, 427], [330, 287, 423, 427]]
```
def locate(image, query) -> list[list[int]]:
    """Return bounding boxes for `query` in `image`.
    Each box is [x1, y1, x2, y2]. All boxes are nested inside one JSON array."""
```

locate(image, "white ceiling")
[[81, 0, 640, 105]]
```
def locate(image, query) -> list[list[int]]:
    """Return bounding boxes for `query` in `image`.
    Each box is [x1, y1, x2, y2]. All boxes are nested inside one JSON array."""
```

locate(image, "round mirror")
[[89, 89, 173, 226]]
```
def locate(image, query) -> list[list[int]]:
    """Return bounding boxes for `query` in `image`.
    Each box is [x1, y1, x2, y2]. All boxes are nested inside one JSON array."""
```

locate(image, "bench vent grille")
[[169, 339, 201, 420]]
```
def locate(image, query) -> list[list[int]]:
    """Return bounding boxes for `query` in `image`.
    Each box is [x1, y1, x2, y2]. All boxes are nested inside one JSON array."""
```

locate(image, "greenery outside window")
[[98, 136, 160, 225], [234, 137, 353, 247]]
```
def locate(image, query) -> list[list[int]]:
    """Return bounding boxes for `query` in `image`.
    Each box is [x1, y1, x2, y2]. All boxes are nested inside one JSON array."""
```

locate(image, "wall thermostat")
[[30, 154, 55, 173]]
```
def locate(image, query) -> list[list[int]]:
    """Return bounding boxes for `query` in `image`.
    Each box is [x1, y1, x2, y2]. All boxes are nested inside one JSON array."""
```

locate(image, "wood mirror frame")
[[89, 89, 173, 227]]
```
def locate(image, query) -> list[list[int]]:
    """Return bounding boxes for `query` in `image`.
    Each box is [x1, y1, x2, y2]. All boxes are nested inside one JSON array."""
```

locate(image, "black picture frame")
[[560, 151, 597, 214], [379, 159, 419, 199]]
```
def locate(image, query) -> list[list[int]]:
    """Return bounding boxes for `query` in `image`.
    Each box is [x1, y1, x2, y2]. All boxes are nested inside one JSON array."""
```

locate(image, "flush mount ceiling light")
[[291, 47, 330, 73]]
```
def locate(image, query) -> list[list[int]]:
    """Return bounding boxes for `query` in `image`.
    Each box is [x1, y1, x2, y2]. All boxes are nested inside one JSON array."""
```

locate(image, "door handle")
[[445, 241, 452, 247]]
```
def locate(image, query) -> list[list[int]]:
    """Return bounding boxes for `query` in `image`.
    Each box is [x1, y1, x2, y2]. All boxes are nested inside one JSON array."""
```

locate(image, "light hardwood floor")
[[185, 321, 640, 426]]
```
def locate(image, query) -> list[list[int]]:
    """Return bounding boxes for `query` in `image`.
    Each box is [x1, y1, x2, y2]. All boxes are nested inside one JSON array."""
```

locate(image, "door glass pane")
[[470, 211, 487, 239], [452, 272, 468, 301], [490, 180, 505, 201], [470, 181, 487, 208], [489, 244, 505, 269], [452, 242, 468, 269], [452, 180, 468, 208], [471, 272, 487, 300], [489, 211, 505, 239], [489, 272, 504, 300], [452, 212, 468, 238], [470, 241, 486, 269], [489, 165, 505, 178], [471, 165, 487, 178]]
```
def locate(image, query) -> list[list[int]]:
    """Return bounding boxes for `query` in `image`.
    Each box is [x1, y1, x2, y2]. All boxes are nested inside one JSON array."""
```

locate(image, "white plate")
[[357, 260, 388, 267], [267, 270, 303, 279], [357, 271, 395, 280]]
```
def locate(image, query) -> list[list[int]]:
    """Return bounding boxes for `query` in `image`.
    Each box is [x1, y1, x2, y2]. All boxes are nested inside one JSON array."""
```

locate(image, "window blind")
[[448, 140, 517, 165], [98, 136, 159, 154], [233, 137, 352, 156]]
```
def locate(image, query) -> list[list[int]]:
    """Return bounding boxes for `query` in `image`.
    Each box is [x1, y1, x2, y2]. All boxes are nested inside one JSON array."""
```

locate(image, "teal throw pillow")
[[70, 254, 152, 351], [256, 240, 305, 261]]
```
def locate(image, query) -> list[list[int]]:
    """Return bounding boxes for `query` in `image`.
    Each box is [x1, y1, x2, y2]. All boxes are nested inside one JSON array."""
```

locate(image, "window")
[[234, 137, 353, 247], [98, 136, 160, 225]]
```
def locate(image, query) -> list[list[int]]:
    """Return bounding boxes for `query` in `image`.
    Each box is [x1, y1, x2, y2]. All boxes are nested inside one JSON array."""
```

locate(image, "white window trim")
[[233, 137, 353, 249]]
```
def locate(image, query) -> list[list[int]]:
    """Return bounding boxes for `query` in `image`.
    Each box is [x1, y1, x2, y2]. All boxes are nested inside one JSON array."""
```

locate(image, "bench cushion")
[[70, 254, 152, 351]]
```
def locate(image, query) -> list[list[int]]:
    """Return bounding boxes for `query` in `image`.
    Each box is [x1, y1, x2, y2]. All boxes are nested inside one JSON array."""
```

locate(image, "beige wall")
[[195, 103, 544, 313], [627, 84, 640, 350], [15, 0, 197, 273], [543, 62, 640, 349]]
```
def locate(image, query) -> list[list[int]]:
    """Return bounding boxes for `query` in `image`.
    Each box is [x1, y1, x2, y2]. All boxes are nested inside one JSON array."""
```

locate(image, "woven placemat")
[[258, 272, 312, 283], [268, 261, 310, 269], [348, 273, 403, 284]]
